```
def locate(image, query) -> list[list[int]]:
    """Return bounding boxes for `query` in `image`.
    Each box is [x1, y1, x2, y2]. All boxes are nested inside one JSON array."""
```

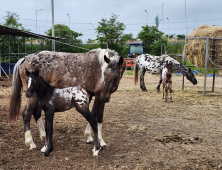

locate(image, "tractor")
[[124, 43, 144, 70]]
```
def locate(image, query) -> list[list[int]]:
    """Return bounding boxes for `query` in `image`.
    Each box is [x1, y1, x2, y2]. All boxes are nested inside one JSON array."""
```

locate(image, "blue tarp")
[[172, 70, 201, 75], [207, 74, 222, 77], [1, 63, 16, 74]]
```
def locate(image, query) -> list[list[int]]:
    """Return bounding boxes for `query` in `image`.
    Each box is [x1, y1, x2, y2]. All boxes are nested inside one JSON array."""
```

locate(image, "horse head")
[[101, 55, 125, 103], [186, 68, 197, 85], [25, 68, 40, 98]]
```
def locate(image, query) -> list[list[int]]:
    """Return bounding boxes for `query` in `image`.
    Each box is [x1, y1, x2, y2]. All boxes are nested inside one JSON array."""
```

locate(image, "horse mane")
[[89, 48, 120, 65], [39, 76, 55, 90]]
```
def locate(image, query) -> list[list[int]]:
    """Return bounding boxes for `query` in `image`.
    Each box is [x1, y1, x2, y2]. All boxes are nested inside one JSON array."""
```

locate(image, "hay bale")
[[185, 25, 222, 68]]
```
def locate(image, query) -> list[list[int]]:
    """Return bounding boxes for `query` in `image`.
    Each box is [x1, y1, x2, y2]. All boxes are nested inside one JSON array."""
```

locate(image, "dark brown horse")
[[9, 49, 126, 153]]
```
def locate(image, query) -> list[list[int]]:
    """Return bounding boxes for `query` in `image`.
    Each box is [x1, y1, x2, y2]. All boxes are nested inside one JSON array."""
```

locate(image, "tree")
[[45, 24, 82, 44], [96, 14, 126, 49], [122, 33, 137, 42], [87, 38, 94, 43], [3, 13, 29, 31], [137, 25, 167, 55], [45, 24, 83, 52], [176, 34, 185, 40]]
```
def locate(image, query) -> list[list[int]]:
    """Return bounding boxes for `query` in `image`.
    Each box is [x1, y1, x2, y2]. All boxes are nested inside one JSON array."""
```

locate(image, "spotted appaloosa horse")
[[25, 68, 101, 157], [162, 61, 173, 102], [134, 54, 197, 91], [9, 49, 126, 153]]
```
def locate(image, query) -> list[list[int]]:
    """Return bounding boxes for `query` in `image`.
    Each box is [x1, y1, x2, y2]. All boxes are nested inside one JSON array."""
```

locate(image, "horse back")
[[19, 51, 101, 93]]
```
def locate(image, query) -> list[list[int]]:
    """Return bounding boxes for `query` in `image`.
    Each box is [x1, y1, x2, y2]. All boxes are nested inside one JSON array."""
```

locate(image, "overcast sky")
[[0, 0, 221, 43]]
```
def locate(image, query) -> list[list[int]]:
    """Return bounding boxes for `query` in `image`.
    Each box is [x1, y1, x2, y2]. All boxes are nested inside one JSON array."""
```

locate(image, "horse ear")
[[25, 68, 30, 76], [35, 69, 39, 76], [104, 55, 110, 64], [188, 68, 191, 72], [119, 57, 123, 66]]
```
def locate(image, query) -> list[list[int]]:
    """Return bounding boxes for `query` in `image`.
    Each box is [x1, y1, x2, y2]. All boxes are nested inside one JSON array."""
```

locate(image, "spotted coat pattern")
[[134, 54, 197, 91]]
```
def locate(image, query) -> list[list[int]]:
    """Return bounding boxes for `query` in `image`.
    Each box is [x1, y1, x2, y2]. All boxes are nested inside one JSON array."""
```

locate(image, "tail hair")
[[8, 58, 25, 122], [134, 61, 139, 86]]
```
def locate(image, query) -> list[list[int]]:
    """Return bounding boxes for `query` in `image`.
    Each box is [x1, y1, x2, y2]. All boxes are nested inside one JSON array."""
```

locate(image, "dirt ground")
[[1, 73, 222, 169]]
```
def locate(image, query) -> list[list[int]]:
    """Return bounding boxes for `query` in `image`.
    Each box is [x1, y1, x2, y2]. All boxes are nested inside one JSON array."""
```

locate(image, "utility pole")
[[51, 0, 55, 51], [185, 0, 187, 38]]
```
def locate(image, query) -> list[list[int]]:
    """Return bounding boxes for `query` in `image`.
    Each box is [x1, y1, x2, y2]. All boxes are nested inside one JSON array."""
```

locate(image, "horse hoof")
[[92, 147, 100, 156], [100, 139, 107, 147], [86, 135, 93, 143], [30, 143, 37, 150], [41, 145, 48, 153], [44, 152, 50, 157], [171, 100, 173, 102]]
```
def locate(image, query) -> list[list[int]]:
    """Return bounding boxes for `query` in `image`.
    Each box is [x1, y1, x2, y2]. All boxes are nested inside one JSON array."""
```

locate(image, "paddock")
[[1, 73, 222, 169]]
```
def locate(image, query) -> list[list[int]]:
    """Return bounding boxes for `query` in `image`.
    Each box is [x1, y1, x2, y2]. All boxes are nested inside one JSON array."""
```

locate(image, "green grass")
[[124, 69, 134, 75]]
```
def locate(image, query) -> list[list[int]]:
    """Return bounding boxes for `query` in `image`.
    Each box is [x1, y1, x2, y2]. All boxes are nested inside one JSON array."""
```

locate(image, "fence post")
[[203, 37, 209, 96]]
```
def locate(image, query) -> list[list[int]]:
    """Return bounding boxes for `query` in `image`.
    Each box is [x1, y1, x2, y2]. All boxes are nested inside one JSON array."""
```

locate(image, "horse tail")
[[134, 60, 139, 86], [8, 57, 25, 122]]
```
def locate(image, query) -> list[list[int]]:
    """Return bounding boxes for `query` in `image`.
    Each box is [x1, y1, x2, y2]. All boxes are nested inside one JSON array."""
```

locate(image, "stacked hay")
[[185, 25, 222, 68]]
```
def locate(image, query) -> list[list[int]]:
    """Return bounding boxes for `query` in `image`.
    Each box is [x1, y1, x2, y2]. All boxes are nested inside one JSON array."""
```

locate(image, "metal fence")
[[185, 37, 222, 95]]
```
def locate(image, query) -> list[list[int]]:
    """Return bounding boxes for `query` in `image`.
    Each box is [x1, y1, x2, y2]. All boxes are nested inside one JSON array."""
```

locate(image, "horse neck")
[[35, 77, 54, 101], [173, 63, 188, 76]]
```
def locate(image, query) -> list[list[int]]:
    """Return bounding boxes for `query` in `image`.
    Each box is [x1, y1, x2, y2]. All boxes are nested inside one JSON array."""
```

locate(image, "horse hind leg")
[[157, 73, 162, 92], [165, 84, 168, 102], [33, 101, 46, 141], [169, 82, 173, 102], [140, 69, 147, 91]]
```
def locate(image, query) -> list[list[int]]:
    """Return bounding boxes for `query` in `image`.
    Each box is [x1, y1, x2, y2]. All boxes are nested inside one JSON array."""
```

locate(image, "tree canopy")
[[45, 24, 83, 44], [96, 14, 127, 49], [137, 25, 167, 55], [3, 13, 29, 31]]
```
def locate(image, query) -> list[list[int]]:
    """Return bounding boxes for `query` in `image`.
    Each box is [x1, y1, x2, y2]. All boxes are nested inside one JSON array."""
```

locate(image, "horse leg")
[[43, 110, 54, 157], [162, 85, 165, 99], [165, 84, 168, 102], [157, 72, 162, 92], [140, 69, 147, 91], [22, 95, 38, 150], [84, 97, 106, 147], [84, 93, 94, 143], [77, 104, 100, 156], [170, 82, 173, 102], [32, 101, 46, 141]]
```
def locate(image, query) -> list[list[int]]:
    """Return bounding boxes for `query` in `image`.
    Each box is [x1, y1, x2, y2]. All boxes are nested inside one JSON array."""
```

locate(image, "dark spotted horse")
[[134, 54, 197, 91], [8, 49, 126, 155], [25, 68, 101, 157]]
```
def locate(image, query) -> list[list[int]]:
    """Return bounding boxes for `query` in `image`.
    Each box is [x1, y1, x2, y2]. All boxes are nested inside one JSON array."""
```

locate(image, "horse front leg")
[[77, 103, 100, 156], [140, 69, 147, 91], [157, 72, 162, 92], [84, 97, 106, 147], [22, 96, 38, 150], [43, 110, 54, 157], [32, 101, 46, 141]]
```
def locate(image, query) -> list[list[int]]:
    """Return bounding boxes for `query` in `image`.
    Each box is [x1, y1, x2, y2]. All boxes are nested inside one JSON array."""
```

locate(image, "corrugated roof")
[[0, 25, 61, 40]]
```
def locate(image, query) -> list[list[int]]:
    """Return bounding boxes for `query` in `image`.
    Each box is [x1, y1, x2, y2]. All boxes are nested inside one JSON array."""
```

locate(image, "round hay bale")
[[185, 25, 222, 68]]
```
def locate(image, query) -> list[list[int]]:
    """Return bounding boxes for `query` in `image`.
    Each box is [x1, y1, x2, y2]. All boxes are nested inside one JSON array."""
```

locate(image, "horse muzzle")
[[193, 79, 197, 85], [101, 95, 111, 103]]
